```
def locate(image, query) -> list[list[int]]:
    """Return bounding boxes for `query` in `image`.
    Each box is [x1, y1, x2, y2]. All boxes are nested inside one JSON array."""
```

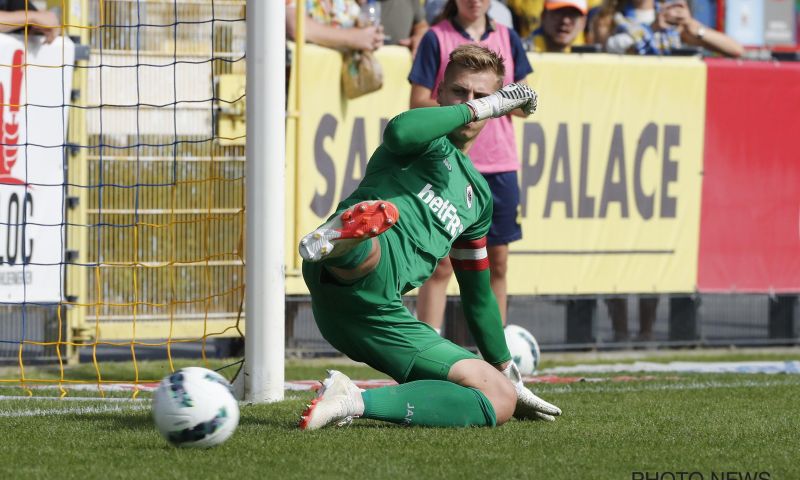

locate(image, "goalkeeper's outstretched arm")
[[382, 104, 473, 156], [382, 82, 537, 157]]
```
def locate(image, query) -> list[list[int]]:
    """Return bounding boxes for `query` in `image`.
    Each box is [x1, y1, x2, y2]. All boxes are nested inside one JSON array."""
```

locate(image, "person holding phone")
[[598, 0, 743, 56]]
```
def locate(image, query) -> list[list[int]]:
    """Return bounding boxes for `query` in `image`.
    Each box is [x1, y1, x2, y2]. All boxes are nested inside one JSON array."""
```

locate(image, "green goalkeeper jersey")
[[330, 104, 493, 291]]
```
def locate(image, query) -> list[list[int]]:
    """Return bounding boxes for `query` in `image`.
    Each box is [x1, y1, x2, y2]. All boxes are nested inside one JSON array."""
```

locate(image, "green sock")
[[361, 380, 496, 427], [323, 238, 371, 269]]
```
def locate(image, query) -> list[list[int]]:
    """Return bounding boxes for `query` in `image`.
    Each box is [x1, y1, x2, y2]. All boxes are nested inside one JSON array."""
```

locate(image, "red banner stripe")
[[698, 59, 800, 292]]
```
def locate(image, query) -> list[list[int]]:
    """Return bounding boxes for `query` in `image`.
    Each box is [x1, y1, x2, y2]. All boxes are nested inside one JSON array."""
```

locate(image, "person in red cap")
[[527, 0, 588, 52]]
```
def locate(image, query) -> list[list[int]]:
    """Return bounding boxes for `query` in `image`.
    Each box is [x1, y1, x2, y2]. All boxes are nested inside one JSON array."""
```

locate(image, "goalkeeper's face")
[[438, 66, 502, 146]]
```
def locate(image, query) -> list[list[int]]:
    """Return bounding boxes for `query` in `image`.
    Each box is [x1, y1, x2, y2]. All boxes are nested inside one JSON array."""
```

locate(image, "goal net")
[[0, 0, 247, 396]]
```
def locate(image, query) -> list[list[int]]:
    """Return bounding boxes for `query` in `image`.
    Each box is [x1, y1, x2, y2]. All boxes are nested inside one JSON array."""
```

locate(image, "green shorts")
[[302, 231, 477, 383]]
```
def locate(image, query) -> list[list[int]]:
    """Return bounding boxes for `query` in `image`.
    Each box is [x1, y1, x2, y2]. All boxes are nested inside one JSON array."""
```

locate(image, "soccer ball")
[[504, 324, 541, 375], [152, 367, 240, 448]]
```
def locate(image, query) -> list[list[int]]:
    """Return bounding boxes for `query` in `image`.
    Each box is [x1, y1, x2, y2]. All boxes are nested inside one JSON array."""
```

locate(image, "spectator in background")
[[526, 0, 587, 52], [409, 0, 532, 334], [606, 296, 658, 342], [426, 0, 516, 30], [379, 0, 429, 57], [285, 0, 385, 52], [597, 0, 743, 57], [0, 0, 60, 43], [508, 0, 601, 46]]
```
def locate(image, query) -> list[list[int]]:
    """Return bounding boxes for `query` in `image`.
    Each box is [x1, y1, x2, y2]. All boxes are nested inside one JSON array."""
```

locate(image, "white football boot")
[[502, 362, 562, 421], [299, 370, 365, 430], [299, 200, 399, 262]]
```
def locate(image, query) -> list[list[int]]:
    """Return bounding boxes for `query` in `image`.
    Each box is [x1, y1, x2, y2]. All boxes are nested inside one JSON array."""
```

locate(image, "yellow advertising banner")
[[286, 48, 706, 295], [513, 54, 706, 294]]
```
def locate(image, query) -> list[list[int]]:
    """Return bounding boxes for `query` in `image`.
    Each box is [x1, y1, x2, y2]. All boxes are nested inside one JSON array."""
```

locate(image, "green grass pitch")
[[1, 354, 798, 479]]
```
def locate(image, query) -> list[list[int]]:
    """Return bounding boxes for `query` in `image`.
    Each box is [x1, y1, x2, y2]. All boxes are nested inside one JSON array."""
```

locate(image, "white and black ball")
[[152, 367, 239, 448]]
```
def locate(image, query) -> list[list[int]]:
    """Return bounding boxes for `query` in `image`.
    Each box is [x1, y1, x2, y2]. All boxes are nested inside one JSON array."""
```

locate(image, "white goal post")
[[242, 0, 285, 402]]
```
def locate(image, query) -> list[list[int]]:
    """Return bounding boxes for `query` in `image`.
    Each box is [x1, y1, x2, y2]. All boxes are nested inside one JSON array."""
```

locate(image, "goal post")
[[242, 0, 285, 403]]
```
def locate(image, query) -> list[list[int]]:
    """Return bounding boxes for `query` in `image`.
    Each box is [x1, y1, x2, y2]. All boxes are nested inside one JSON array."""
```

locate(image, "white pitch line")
[[0, 403, 150, 418], [540, 379, 800, 395]]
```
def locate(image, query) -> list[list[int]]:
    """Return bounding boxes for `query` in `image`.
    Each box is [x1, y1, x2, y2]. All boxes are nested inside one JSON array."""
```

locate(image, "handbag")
[[341, 50, 383, 99]]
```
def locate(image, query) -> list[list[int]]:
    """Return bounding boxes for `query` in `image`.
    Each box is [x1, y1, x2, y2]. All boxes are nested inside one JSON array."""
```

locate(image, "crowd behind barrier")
[[285, 0, 798, 60]]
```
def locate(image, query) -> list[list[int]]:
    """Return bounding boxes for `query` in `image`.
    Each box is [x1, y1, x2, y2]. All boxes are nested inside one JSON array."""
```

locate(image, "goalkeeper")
[[299, 44, 560, 430]]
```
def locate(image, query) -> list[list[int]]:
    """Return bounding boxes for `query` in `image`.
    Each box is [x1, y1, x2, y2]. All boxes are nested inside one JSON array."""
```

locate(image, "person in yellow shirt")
[[526, 0, 587, 52], [506, 0, 546, 37]]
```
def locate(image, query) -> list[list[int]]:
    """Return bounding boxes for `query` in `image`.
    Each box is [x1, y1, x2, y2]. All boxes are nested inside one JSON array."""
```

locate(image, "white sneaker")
[[502, 362, 562, 421], [299, 370, 365, 430], [299, 200, 399, 262]]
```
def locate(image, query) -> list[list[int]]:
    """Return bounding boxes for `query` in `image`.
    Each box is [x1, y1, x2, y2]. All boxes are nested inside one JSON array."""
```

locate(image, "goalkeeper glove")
[[502, 361, 562, 421], [466, 83, 538, 122]]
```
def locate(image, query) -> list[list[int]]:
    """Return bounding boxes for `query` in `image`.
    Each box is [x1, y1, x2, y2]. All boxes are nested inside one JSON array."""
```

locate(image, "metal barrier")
[[0, 305, 61, 364], [283, 295, 799, 355]]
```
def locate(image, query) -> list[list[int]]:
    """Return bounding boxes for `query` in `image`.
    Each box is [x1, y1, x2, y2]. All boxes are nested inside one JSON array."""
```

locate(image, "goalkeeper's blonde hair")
[[443, 44, 506, 86]]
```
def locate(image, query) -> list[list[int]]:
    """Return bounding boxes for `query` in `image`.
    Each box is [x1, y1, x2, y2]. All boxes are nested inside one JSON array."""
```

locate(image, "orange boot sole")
[[298, 200, 399, 262]]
